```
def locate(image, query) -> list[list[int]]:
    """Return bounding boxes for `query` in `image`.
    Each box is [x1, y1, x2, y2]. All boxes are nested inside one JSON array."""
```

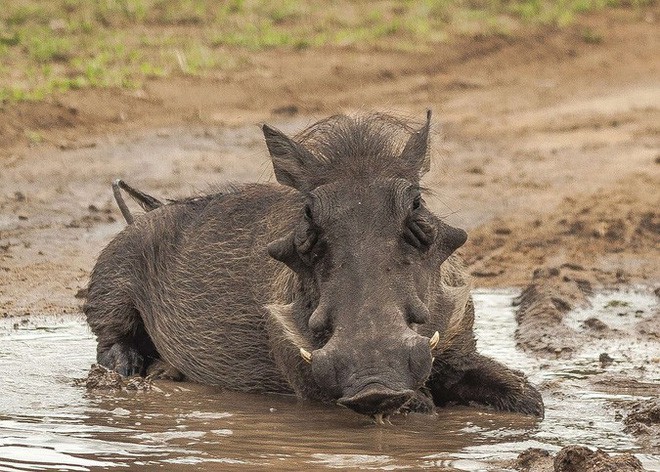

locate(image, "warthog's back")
[[89, 183, 301, 392]]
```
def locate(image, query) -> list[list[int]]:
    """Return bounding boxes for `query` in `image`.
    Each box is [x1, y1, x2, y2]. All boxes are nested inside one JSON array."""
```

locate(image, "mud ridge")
[[80, 364, 153, 391], [513, 265, 593, 357], [622, 398, 660, 450], [511, 445, 646, 472]]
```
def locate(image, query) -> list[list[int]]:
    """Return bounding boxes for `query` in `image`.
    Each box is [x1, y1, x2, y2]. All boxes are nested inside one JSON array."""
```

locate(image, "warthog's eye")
[[412, 194, 422, 211], [296, 204, 325, 264], [304, 203, 313, 221]]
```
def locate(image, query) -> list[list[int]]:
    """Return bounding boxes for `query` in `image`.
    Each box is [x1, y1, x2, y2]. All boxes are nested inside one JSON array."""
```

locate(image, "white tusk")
[[429, 331, 440, 350], [300, 348, 312, 364]]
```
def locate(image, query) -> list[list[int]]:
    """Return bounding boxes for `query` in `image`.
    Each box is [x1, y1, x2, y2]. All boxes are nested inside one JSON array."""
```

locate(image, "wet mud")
[[622, 399, 660, 450], [512, 445, 644, 472], [512, 276, 659, 471], [513, 265, 593, 357], [1, 292, 658, 471]]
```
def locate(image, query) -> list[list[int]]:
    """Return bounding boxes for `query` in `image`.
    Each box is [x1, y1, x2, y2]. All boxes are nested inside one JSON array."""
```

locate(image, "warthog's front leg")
[[146, 359, 185, 381], [427, 352, 544, 417], [98, 341, 147, 377]]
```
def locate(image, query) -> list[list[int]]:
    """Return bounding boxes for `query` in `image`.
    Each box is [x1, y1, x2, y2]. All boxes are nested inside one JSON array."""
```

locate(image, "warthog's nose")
[[337, 387, 415, 416]]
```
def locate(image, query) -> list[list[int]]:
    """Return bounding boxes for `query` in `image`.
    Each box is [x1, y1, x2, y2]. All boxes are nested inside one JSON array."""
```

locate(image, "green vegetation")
[[604, 299, 631, 308], [0, 0, 653, 102], [24, 129, 43, 145]]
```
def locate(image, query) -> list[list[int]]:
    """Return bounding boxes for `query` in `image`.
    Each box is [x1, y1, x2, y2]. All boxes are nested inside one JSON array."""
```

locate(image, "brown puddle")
[[0, 291, 658, 471]]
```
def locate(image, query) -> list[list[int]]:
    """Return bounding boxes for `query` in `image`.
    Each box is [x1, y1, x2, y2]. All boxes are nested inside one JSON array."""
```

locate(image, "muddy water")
[[0, 291, 658, 471]]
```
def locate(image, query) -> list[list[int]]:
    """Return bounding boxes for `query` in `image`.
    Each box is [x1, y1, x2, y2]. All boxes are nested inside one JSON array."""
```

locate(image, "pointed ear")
[[263, 124, 317, 191], [400, 110, 432, 179]]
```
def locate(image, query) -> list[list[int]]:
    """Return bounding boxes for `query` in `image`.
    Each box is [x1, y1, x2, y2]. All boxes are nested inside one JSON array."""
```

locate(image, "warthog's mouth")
[[297, 332, 440, 423], [337, 385, 415, 421]]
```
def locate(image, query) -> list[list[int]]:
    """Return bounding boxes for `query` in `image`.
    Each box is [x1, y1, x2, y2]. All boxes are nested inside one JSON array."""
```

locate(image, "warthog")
[[84, 112, 544, 421]]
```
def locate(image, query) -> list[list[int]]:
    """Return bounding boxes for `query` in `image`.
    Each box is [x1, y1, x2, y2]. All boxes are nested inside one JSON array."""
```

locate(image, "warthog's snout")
[[337, 387, 415, 417], [306, 331, 436, 418]]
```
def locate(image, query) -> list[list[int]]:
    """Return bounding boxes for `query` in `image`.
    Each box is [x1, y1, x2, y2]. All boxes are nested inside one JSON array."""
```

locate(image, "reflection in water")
[[0, 291, 658, 471]]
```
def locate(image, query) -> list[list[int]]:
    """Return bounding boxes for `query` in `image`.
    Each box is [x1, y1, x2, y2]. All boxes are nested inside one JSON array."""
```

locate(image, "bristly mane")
[[294, 113, 427, 183]]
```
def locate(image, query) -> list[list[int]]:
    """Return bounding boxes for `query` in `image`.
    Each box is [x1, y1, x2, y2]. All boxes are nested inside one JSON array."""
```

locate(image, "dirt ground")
[[2, 8, 657, 317]]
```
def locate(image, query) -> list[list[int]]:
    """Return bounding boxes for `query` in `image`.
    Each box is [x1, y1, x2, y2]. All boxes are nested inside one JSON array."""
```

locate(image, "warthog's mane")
[[293, 113, 429, 183], [163, 183, 242, 206]]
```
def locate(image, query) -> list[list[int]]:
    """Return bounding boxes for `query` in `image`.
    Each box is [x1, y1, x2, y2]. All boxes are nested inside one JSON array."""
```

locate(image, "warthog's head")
[[263, 112, 467, 418]]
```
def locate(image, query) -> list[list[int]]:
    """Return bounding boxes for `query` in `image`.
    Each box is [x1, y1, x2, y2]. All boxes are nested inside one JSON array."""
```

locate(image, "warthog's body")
[[85, 113, 543, 419]]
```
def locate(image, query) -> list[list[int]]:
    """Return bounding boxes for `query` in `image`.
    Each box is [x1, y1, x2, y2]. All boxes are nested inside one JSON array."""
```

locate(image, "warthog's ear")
[[438, 220, 468, 262], [400, 110, 432, 179], [263, 124, 318, 192], [267, 232, 306, 272]]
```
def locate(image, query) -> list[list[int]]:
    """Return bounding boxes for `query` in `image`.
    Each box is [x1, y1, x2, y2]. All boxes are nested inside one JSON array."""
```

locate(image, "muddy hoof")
[[146, 359, 185, 381], [98, 342, 145, 377], [85, 364, 125, 390], [495, 370, 545, 418], [509, 369, 545, 417]]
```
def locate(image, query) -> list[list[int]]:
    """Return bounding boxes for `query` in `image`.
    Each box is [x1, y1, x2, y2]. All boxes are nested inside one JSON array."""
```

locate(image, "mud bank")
[[622, 399, 660, 451], [513, 266, 658, 358], [512, 270, 659, 470], [511, 445, 644, 472]]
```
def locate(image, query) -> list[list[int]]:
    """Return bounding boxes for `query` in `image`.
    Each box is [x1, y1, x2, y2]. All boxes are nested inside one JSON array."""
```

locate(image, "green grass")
[[605, 299, 631, 308], [0, 0, 654, 102]]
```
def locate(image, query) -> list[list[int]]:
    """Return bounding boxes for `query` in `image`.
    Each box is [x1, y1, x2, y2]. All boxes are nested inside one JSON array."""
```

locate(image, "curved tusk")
[[429, 331, 440, 350], [300, 348, 312, 364]]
